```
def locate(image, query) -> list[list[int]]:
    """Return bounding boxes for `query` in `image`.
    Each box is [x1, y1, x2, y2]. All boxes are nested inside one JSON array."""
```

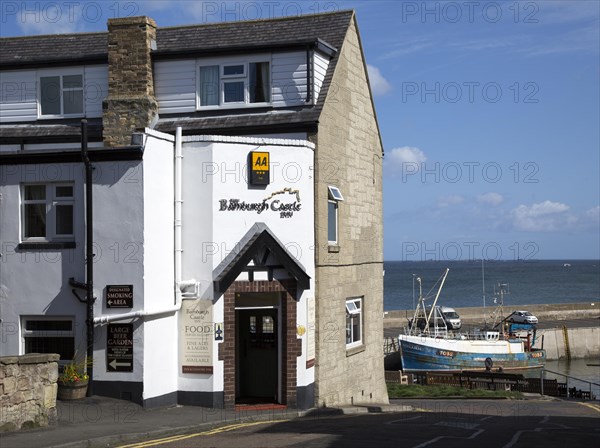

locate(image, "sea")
[[384, 259, 600, 311], [384, 259, 600, 395]]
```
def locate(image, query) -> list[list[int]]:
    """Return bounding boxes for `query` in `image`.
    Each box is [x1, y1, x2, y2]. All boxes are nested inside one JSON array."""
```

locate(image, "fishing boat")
[[398, 268, 546, 372]]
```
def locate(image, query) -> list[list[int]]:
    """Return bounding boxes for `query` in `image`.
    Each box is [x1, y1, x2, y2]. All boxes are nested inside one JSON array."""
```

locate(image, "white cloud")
[[366, 64, 392, 96], [437, 195, 465, 208], [584, 205, 600, 225], [477, 192, 504, 206], [586, 205, 600, 216], [387, 146, 426, 168], [511, 200, 572, 231], [18, 15, 83, 35]]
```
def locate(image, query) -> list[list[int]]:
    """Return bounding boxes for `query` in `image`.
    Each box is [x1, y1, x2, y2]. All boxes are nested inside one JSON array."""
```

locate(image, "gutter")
[[93, 127, 186, 325]]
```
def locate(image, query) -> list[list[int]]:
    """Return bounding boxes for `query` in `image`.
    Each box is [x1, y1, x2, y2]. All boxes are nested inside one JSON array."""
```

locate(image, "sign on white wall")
[[306, 296, 315, 367], [180, 300, 214, 374], [106, 285, 133, 308], [107, 323, 134, 372]]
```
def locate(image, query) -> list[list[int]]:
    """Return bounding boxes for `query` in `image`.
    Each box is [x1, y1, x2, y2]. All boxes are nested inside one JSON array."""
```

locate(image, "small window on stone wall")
[[328, 185, 343, 245], [345, 297, 362, 348]]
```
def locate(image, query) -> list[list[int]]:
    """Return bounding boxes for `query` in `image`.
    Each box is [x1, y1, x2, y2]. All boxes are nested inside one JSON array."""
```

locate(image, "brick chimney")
[[103, 16, 158, 147]]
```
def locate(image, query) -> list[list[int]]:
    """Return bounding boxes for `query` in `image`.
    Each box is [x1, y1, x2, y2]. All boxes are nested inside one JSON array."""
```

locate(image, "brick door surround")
[[219, 279, 300, 409]]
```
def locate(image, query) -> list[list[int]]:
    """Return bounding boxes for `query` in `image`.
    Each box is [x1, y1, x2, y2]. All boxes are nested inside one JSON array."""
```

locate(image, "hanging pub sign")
[[106, 285, 133, 308], [249, 151, 270, 185]]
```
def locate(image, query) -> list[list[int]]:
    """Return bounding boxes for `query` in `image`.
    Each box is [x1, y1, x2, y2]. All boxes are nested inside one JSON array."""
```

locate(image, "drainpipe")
[[93, 127, 185, 325], [81, 119, 94, 396], [174, 126, 183, 306]]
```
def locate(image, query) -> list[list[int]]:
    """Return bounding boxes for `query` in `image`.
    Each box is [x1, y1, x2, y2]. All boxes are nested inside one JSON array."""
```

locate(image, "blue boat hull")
[[399, 338, 546, 372]]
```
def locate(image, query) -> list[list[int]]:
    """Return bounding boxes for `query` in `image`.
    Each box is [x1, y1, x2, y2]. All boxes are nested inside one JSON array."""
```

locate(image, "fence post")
[[540, 368, 544, 396]]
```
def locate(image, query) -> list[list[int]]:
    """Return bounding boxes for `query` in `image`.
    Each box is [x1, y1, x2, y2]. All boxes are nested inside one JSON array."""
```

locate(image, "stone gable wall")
[[0, 354, 59, 432], [312, 15, 388, 407]]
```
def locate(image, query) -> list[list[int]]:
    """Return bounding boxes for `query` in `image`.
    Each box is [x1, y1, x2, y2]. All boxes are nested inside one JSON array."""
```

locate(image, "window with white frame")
[[22, 317, 75, 362], [22, 184, 74, 241], [39, 72, 84, 117], [198, 59, 271, 108], [328, 186, 343, 244], [345, 297, 362, 348]]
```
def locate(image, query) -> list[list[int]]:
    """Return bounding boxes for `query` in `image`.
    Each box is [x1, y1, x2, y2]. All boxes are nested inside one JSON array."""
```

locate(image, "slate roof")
[[0, 119, 103, 143], [213, 222, 310, 294], [0, 11, 355, 140], [154, 11, 350, 56], [0, 32, 108, 67], [0, 11, 352, 67]]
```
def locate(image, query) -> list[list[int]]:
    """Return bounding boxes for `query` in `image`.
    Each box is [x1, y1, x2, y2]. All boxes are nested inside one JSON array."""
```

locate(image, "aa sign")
[[249, 151, 270, 185]]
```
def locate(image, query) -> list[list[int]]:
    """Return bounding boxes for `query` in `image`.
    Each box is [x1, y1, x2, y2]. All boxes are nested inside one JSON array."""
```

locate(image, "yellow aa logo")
[[252, 152, 269, 170]]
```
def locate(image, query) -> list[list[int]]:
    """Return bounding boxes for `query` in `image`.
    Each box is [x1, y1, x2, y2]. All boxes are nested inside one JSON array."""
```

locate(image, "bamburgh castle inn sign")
[[218, 188, 302, 219]]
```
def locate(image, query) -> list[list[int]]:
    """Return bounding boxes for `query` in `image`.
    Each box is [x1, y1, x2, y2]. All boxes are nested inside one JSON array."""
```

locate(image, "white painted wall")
[[91, 160, 145, 383], [140, 132, 178, 400], [177, 135, 316, 393], [0, 162, 86, 356], [1, 132, 316, 402]]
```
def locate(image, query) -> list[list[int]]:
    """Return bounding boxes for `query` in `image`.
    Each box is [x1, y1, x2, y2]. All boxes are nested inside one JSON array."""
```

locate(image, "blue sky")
[[1, 1, 598, 260]]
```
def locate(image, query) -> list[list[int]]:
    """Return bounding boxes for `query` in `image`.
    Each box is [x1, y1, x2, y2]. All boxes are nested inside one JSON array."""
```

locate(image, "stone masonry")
[[103, 16, 158, 147], [312, 13, 388, 407], [0, 353, 59, 432]]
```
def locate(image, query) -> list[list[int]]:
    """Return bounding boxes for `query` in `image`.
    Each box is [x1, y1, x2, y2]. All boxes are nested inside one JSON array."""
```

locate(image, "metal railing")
[[541, 368, 599, 399]]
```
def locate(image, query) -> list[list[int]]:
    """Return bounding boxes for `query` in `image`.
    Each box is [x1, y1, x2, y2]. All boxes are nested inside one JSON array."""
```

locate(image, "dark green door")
[[237, 309, 278, 401]]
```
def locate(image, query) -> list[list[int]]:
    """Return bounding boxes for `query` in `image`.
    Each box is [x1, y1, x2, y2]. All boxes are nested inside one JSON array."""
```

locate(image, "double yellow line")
[[118, 419, 290, 448], [577, 402, 600, 414]]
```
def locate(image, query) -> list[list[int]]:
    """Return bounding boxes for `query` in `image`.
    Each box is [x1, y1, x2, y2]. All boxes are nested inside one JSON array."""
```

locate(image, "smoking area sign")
[[106, 285, 133, 308], [107, 323, 133, 372]]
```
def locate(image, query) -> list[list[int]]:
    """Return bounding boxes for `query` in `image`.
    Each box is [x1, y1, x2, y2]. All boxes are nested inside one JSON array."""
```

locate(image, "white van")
[[412, 306, 462, 331], [439, 306, 462, 330]]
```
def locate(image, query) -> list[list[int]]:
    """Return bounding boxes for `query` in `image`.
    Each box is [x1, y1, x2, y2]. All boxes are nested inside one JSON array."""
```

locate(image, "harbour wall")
[[384, 302, 600, 326], [538, 327, 600, 361]]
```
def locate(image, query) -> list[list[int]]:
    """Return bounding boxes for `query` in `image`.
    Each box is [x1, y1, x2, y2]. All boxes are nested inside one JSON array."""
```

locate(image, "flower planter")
[[57, 379, 89, 400]]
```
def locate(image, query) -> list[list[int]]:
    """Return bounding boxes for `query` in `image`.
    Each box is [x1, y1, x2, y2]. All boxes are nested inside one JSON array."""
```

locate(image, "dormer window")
[[39, 72, 84, 117], [198, 58, 271, 108]]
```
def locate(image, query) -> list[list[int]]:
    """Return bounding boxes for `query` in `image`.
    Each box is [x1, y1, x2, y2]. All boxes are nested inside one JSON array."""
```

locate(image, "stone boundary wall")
[[0, 353, 59, 432]]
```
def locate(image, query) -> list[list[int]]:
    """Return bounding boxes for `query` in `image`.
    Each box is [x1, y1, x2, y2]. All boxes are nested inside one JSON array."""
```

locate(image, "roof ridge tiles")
[[0, 30, 107, 41], [158, 9, 353, 31]]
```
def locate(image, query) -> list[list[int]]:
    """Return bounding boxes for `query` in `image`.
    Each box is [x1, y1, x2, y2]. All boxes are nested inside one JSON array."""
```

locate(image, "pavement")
[[0, 397, 414, 448]]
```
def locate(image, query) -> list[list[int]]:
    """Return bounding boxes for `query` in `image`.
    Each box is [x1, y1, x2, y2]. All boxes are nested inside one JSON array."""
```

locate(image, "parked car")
[[507, 310, 538, 324], [409, 306, 462, 331]]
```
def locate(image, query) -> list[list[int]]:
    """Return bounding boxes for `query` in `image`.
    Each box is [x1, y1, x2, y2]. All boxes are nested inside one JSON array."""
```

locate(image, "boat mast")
[[424, 268, 450, 329], [482, 259, 487, 328], [409, 277, 423, 335]]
